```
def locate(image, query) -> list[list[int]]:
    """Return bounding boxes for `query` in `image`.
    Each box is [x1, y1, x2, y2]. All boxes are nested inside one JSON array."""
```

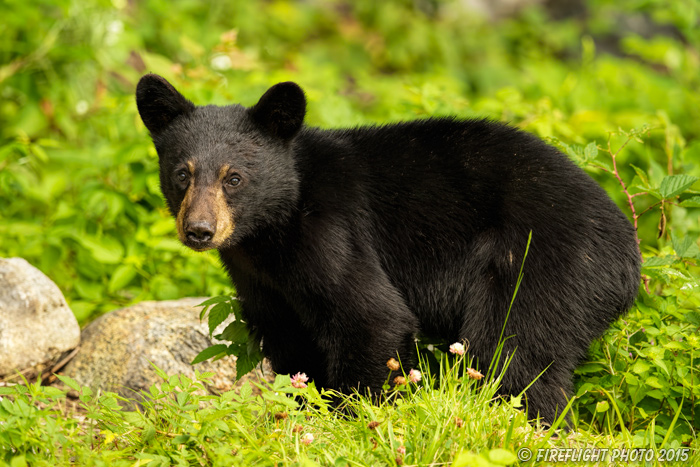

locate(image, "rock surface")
[[0, 257, 81, 377], [63, 297, 272, 402]]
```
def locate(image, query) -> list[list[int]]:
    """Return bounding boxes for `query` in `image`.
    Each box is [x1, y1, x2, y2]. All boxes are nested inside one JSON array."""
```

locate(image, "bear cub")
[[136, 74, 640, 424]]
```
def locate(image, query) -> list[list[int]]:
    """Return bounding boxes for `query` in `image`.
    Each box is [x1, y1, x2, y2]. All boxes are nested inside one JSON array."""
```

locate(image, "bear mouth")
[[184, 240, 216, 252]]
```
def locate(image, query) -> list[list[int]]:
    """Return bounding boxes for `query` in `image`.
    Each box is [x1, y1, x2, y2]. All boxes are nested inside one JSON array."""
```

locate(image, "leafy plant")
[[192, 296, 263, 381], [559, 128, 700, 447]]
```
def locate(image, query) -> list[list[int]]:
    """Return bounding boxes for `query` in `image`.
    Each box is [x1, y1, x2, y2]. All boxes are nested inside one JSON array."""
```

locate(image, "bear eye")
[[226, 174, 242, 187], [175, 170, 189, 183]]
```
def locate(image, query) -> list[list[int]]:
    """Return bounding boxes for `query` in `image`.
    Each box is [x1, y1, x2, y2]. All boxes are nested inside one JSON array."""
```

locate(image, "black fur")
[[136, 75, 641, 424]]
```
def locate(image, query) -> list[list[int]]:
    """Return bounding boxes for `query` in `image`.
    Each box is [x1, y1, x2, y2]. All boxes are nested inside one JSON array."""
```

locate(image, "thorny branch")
[[604, 130, 648, 261], [601, 128, 653, 292]]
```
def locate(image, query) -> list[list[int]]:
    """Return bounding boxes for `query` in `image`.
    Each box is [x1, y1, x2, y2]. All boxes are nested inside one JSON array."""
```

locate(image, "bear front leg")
[[236, 280, 328, 384], [303, 266, 420, 394]]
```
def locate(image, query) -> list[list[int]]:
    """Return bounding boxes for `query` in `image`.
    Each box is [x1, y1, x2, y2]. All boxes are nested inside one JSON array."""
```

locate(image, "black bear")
[[136, 74, 640, 424]]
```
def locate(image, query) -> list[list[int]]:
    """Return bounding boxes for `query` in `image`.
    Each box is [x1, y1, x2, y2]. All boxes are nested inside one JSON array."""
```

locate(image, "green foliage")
[[2, 358, 697, 465], [191, 297, 263, 380], [574, 237, 700, 450], [0, 359, 609, 466], [553, 127, 700, 449], [2, 0, 700, 461]]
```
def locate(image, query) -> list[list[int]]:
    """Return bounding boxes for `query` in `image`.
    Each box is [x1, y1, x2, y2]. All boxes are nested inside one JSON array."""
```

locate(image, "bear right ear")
[[249, 82, 306, 140], [136, 74, 195, 135]]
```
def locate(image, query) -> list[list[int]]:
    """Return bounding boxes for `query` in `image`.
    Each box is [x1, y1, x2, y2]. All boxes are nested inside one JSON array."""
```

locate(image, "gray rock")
[[0, 257, 81, 377], [63, 297, 272, 402]]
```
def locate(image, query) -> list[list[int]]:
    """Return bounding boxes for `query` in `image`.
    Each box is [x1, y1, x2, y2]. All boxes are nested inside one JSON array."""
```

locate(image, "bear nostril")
[[186, 221, 215, 243]]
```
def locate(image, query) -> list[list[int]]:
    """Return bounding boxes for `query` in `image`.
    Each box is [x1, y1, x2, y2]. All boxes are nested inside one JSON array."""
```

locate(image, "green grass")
[[1, 354, 697, 466]]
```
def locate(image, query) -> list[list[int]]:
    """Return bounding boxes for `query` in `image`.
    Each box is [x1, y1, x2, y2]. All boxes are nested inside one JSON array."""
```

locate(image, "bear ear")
[[136, 74, 195, 135], [249, 82, 306, 140]]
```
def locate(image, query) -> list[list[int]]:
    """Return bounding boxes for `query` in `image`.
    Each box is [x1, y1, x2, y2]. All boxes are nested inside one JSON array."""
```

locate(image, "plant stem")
[[606, 135, 643, 261]]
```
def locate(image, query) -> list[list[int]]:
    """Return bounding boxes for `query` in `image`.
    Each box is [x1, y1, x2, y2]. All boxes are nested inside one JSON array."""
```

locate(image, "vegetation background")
[[0, 0, 698, 465]]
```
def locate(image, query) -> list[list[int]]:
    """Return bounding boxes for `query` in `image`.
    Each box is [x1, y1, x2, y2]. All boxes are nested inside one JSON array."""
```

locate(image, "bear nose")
[[186, 221, 215, 244]]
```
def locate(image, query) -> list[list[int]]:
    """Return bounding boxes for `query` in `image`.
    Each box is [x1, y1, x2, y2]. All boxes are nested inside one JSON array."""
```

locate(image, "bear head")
[[136, 74, 306, 251]]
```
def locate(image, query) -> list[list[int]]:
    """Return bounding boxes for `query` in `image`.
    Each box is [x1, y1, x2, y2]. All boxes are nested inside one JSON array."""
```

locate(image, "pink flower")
[[449, 342, 465, 356], [291, 372, 309, 389], [301, 433, 314, 445], [408, 369, 422, 383], [397, 446, 406, 455]]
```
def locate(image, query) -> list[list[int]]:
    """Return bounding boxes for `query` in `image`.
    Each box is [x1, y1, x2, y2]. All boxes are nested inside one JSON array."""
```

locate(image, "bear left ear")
[[249, 82, 306, 140], [136, 74, 195, 135]]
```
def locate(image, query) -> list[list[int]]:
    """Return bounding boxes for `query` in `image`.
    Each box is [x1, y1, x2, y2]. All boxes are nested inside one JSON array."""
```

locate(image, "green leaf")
[[575, 362, 605, 374], [659, 174, 698, 199], [198, 296, 231, 307], [176, 391, 189, 407], [230, 298, 244, 320], [584, 142, 598, 160], [596, 400, 610, 412], [646, 389, 665, 399], [142, 425, 156, 442], [73, 234, 124, 264], [590, 159, 613, 172], [239, 382, 253, 399], [569, 143, 584, 158], [235, 352, 257, 380], [191, 344, 227, 365], [645, 376, 664, 388], [686, 311, 700, 326], [509, 393, 522, 408], [680, 196, 700, 207], [74, 278, 103, 300], [630, 164, 650, 187], [662, 340, 686, 351], [488, 449, 517, 465], [208, 302, 231, 335], [217, 320, 249, 343], [31, 145, 49, 164], [173, 434, 192, 445], [198, 296, 231, 320], [246, 333, 263, 360], [671, 233, 695, 257], [642, 255, 676, 268], [235, 339, 263, 381], [55, 374, 81, 392], [262, 390, 299, 407], [108, 264, 137, 293], [453, 451, 494, 467], [576, 383, 594, 397], [123, 411, 147, 429], [653, 357, 670, 376], [629, 330, 645, 346], [151, 275, 179, 300], [149, 361, 169, 381], [632, 360, 652, 374]]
